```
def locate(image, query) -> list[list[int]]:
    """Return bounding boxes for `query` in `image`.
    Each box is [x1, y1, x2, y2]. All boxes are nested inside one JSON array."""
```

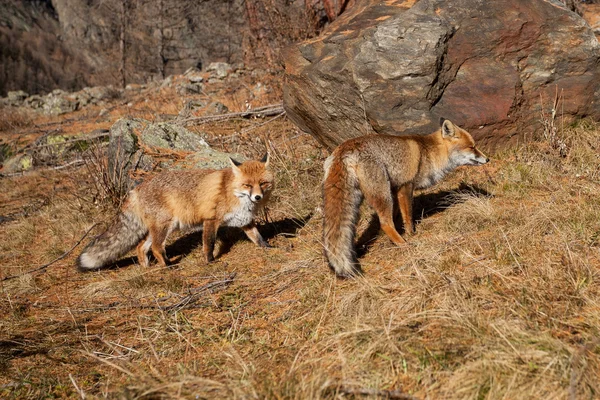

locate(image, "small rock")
[[6, 91, 29, 106], [178, 100, 204, 118], [161, 76, 174, 88], [84, 86, 121, 102], [205, 102, 229, 115], [24, 95, 44, 109], [126, 83, 143, 92], [42, 93, 76, 115], [206, 62, 232, 79], [3, 154, 33, 174], [176, 82, 204, 95]]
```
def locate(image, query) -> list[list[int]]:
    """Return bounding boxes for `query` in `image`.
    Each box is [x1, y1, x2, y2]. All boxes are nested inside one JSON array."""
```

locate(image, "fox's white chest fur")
[[222, 195, 256, 227]]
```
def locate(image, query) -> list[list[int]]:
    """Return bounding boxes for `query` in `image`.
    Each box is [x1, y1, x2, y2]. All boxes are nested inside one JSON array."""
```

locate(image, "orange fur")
[[322, 119, 489, 277], [78, 157, 274, 271]]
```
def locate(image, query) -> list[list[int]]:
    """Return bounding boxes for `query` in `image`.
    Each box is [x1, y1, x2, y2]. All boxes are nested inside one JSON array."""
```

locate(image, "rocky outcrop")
[[108, 118, 243, 190], [283, 0, 600, 150], [1, 86, 123, 115], [0, 1, 93, 96], [2, 0, 350, 96]]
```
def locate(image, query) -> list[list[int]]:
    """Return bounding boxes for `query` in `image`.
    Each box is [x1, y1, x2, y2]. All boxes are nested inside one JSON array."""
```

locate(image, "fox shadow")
[[166, 214, 312, 262], [355, 183, 492, 258], [85, 215, 312, 271]]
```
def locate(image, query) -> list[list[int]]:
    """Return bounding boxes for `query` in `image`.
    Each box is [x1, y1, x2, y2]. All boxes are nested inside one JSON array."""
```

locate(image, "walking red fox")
[[322, 118, 489, 277], [78, 154, 274, 271]]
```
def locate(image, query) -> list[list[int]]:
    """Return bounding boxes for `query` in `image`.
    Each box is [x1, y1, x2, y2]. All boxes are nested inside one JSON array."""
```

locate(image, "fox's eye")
[[260, 181, 271, 188], [243, 184, 252, 189]]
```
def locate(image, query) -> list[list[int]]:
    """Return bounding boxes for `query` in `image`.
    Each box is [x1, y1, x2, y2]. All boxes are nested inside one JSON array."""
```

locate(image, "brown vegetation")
[[1, 75, 599, 399]]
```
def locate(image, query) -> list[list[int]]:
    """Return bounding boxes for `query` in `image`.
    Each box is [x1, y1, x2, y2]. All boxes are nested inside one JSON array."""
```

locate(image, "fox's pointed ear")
[[441, 119, 456, 138], [261, 152, 270, 167], [229, 157, 242, 175]]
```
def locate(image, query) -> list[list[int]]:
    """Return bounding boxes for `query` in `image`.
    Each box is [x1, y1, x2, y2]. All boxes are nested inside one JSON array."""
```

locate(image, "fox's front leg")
[[243, 223, 270, 248], [396, 183, 415, 235], [202, 220, 218, 263]]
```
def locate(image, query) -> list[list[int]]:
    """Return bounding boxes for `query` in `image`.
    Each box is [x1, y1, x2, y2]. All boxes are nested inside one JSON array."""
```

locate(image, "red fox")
[[78, 154, 274, 271], [322, 118, 489, 277]]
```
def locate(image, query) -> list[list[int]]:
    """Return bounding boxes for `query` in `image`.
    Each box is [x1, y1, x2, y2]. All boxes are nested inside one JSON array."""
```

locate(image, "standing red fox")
[[78, 154, 274, 271], [323, 118, 489, 278]]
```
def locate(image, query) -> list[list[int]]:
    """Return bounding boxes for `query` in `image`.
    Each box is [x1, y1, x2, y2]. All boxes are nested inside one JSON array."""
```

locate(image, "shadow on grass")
[[167, 214, 313, 261], [82, 215, 312, 272], [356, 183, 491, 258]]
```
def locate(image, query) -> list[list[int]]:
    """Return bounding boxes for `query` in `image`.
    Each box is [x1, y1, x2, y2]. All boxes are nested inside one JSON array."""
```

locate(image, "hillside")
[[0, 0, 347, 97], [1, 60, 600, 399]]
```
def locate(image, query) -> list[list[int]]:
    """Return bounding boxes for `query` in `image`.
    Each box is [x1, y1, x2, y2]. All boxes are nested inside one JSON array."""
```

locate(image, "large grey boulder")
[[108, 118, 243, 190], [283, 0, 600, 150]]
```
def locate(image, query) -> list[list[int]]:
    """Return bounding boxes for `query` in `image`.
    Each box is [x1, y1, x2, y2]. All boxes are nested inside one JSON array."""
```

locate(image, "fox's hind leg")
[[396, 183, 415, 235], [136, 234, 152, 267], [356, 162, 406, 246], [148, 225, 171, 267]]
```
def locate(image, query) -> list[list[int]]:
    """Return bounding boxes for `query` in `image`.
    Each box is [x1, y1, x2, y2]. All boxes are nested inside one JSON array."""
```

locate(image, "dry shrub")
[[81, 140, 129, 209], [0, 108, 31, 133]]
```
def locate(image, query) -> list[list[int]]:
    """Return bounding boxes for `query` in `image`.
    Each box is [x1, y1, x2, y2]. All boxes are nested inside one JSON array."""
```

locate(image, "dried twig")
[[331, 385, 419, 400], [540, 86, 568, 157], [178, 104, 284, 125], [0, 159, 86, 178], [1, 223, 99, 281], [68, 374, 86, 399], [161, 273, 236, 312]]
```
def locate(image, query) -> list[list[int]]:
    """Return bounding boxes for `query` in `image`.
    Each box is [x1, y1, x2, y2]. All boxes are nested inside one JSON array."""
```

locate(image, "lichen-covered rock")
[[2, 154, 33, 174], [6, 91, 29, 106], [284, 0, 600, 150], [108, 118, 241, 190], [180, 150, 246, 171], [141, 123, 210, 151], [107, 119, 152, 192], [207, 62, 233, 79], [42, 92, 77, 115], [176, 82, 204, 95]]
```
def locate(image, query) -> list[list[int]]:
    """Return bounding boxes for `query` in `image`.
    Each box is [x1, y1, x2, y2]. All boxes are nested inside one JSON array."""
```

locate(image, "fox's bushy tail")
[[77, 210, 147, 271], [322, 154, 363, 277]]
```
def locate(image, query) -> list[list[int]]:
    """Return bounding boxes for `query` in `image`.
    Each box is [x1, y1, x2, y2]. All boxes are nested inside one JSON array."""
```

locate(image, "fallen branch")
[[28, 274, 237, 312], [178, 104, 284, 125], [1, 223, 98, 281], [161, 273, 236, 312], [0, 159, 86, 178], [332, 385, 419, 400], [240, 111, 286, 135]]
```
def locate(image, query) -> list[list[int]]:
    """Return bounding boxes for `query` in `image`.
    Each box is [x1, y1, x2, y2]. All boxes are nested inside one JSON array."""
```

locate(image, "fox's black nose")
[[254, 194, 262, 201], [486, 158, 490, 163]]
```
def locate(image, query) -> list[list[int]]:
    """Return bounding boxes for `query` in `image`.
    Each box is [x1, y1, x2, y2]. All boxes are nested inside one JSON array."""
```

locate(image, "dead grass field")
[[1, 77, 600, 399]]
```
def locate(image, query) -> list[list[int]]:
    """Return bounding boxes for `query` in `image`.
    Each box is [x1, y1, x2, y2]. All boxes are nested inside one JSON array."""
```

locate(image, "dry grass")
[[1, 86, 600, 399]]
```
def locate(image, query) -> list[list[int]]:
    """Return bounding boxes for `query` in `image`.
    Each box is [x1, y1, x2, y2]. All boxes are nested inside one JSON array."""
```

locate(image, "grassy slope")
[[1, 79, 599, 399]]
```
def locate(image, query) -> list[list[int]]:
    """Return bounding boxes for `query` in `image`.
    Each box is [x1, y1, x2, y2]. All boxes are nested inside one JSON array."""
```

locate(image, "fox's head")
[[230, 153, 274, 204], [440, 118, 489, 167]]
